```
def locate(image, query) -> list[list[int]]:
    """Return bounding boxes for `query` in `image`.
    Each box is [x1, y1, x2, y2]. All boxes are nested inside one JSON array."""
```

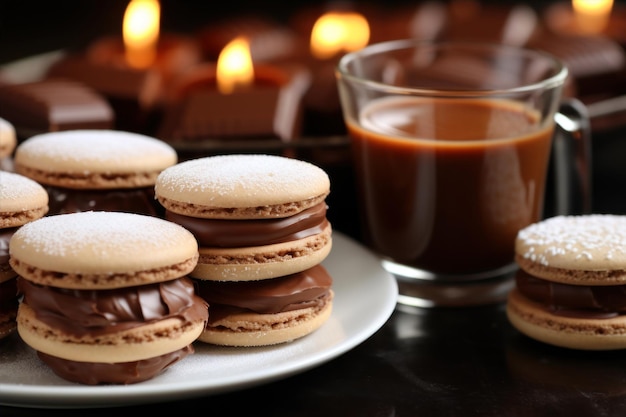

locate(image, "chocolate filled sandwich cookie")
[[0, 171, 49, 340], [13, 129, 178, 216], [507, 214, 626, 350], [10, 211, 208, 384], [155, 154, 334, 346], [155, 154, 333, 281]]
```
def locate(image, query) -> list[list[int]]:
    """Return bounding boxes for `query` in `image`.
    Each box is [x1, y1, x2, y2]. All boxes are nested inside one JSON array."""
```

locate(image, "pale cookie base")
[[507, 288, 626, 350], [10, 255, 198, 290], [192, 227, 332, 281], [198, 291, 333, 347], [158, 194, 328, 220], [515, 255, 626, 285], [0, 207, 49, 229], [17, 303, 205, 362], [14, 164, 163, 189]]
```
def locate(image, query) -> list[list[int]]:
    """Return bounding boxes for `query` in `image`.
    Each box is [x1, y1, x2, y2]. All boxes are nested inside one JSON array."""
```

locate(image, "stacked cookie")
[[507, 214, 626, 350], [10, 211, 208, 384], [13, 129, 177, 216], [155, 154, 334, 347], [0, 171, 49, 340]]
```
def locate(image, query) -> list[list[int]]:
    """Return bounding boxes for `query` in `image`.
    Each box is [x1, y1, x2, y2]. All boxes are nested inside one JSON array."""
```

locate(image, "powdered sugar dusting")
[[156, 154, 329, 206], [10, 211, 196, 273], [0, 171, 47, 211], [15, 130, 176, 167], [517, 214, 626, 268]]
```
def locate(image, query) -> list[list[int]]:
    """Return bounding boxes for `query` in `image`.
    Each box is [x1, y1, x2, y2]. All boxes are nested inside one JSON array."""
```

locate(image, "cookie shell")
[[198, 291, 333, 346], [507, 288, 626, 350], [0, 171, 49, 228], [13, 130, 177, 189], [515, 214, 626, 284], [0, 117, 16, 159], [192, 224, 332, 280], [9, 211, 198, 289], [17, 303, 205, 362], [154, 154, 330, 218]]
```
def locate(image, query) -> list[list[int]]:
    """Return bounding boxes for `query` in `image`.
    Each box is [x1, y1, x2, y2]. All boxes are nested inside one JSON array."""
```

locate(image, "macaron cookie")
[[13, 129, 178, 216], [10, 211, 208, 384], [0, 171, 49, 340], [155, 154, 334, 346], [155, 154, 333, 281], [507, 214, 626, 350], [0, 117, 17, 171], [0, 117, 16, 160]]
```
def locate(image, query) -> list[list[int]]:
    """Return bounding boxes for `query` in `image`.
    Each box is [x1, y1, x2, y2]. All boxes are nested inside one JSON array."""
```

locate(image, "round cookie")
[[0, 171, 49, 230], [196, 264, 334, 346], [155, 154, 333, 281], [13, 129, 178, 216], [0, 117, 16, 158], [11, 211, 208, 384], [0, 171, 48, 340], [507, 214, 626, 350]]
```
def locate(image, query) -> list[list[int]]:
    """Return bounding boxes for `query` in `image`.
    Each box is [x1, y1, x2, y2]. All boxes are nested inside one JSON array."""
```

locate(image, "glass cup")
[[336, 40, 591, 308]]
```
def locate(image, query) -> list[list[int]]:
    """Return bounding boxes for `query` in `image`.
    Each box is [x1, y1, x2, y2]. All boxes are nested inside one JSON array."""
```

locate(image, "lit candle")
[[544, 0, 625, 41], [572, 0, 614, 34], [46, 0, 201, 133], [123, 0, 160, 69], [158, 36, 310, 146], [300, 10, 370, 136], [309, 11, 370, 60], [216, 37, 255, 94]]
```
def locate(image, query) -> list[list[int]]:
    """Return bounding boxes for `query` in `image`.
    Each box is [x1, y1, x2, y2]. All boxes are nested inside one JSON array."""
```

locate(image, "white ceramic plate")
[[0, 232, 398, 409]]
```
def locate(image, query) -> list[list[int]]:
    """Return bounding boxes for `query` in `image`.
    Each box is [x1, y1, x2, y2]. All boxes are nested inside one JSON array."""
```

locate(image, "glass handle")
[[551, 98, 593, 216]]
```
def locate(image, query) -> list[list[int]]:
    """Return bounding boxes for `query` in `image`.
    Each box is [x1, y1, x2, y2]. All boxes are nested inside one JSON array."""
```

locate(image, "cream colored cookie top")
[[14, 130, 177, 173], [10, 211, 198, 276], [0, 171, 49, 213], [155, 154, 330, 209], [516, 215, 626, 271], [0, 117, 16, 158]]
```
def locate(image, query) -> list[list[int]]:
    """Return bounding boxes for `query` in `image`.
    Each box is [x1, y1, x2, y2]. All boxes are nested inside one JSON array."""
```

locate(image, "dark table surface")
[[3, 2, 626, 415]]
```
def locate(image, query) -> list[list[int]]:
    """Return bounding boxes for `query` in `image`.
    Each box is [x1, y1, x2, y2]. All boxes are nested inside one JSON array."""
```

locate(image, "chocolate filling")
[[196, 264, 333, 322], [165, 203, 328, 247], [515, 269, 626, 318], [38, 345, 193, 385], [17, 276, 208, 337], [46, 186, 163, 217]]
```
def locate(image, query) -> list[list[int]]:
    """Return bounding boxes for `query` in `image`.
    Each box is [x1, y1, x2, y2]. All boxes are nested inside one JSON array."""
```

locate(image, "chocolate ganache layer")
[[165, 203, 329, 247], [196, 264, 333, 317], [516, 270, 626, 319], [38, 345, 193, 385], [17, 276, 208, 337]]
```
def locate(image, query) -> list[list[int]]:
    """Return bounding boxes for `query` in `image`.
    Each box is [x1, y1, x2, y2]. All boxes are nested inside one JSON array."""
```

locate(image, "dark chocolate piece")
[[0, 79, 114, 138]]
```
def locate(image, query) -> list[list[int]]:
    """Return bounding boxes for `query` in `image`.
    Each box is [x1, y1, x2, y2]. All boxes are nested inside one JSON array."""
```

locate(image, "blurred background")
[[1, 0, 626, 238]]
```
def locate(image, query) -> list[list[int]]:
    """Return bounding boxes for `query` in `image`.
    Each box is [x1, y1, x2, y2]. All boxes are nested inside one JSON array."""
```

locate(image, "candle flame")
[[572, 0, 614, 34], [310, 12, 370, 60], [123, 0, 160, 69], [217, 37, 255, 95]]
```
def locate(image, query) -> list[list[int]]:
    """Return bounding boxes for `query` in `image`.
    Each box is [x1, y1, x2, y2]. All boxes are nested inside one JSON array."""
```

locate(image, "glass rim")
[[336, 39, 569, 97]]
